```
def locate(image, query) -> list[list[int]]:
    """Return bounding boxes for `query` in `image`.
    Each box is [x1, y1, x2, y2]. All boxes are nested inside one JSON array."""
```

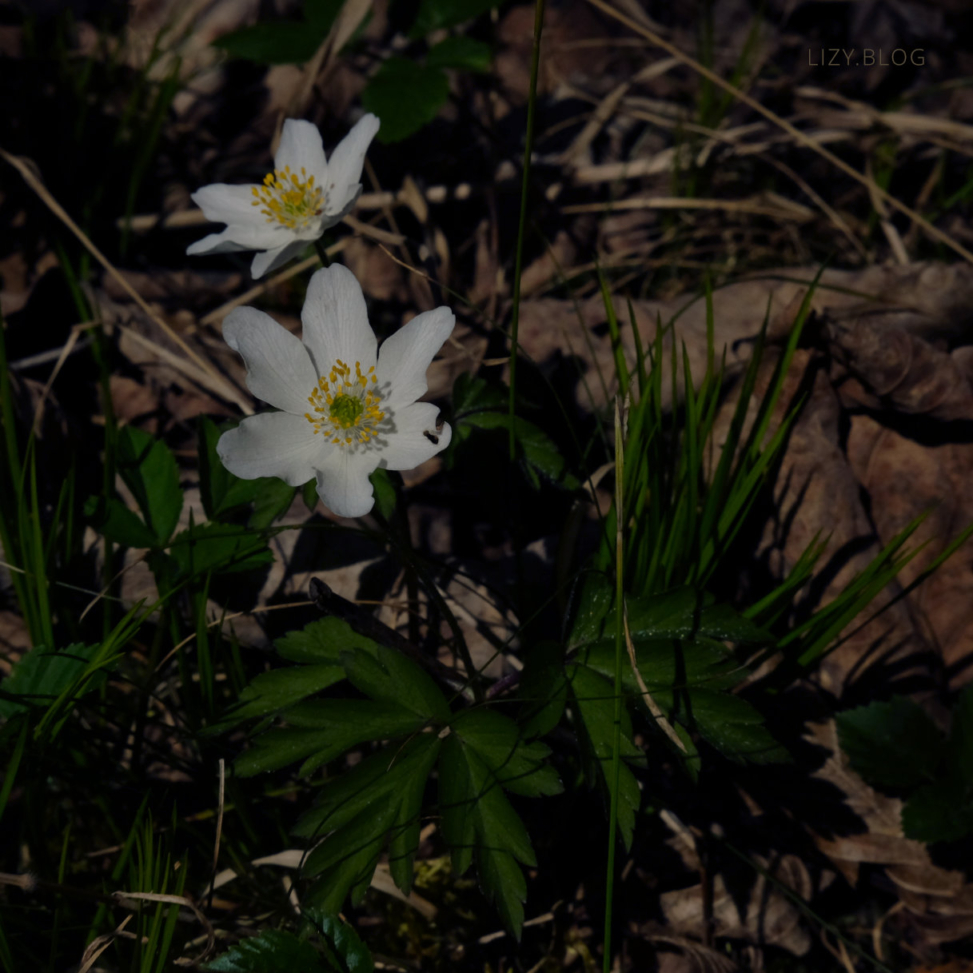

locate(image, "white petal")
[[314, 448, 382, 518], [379, 402, 452, 471], [191, 183, 263, 225], [187, 220, 294, 255], [323, 114, 380, 214], [274, 119, 328, 185], [301, 264, 377, 376], [377, 306, 454, 410], [187, 230, 252, 256], [223, 307, 318, 414], [251, 239, 309, 279], [217, 412, 326, 485]]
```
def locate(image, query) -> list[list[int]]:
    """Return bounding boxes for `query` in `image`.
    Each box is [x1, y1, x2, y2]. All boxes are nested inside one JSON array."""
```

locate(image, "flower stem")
[[507, 0, 546, 461], [314, 238, 331, 267], [603, 397, 625, 973]]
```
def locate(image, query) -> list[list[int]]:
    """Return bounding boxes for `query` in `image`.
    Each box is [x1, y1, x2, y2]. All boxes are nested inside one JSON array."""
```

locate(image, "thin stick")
[[508, 0, 547, 459], [582, 0, 973, 265]]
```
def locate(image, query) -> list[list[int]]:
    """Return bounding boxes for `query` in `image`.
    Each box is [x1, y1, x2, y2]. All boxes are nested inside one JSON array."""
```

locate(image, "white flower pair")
[[188, 117, 454, 519]]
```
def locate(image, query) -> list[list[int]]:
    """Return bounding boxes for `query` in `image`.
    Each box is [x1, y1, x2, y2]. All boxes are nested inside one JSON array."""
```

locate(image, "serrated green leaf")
[[248, 478, 297, 529], [439, 732, 536, 937], [275, 617, 380, 666], [294, 736, 440, 840], [202, 929, 326, 972], [209, 664, 346, 732], [452, 373, 506, 421], [427, 36, 491, 71], [167, 522, 273, 580], [567, 574, 613, 648], [387, 737, 441, 894], [411, 0, 497, 35], [84, 495, 159, 548], [362, 58, 450, 142], [902, 777, 973, 844], [837, 697, 943, 788], [0, 643, 102, 719], [519, 641, 568, 738], [439, 732, 476, 876], [213, 22, 324, 64], [343, 645, 450, 720], [306, 912, 374, 973], [452, 708, 562, 796], [620, 587, 771, 643], [236, 700, 426, 777], [566, 663, 642, 851], [117, 426, 182, 544], [689, 691, 788, 764]]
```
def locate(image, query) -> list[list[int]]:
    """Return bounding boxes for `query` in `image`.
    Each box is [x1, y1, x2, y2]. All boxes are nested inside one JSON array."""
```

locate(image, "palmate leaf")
[[440, 730, 537, 937], [297, 736, 442, 909], [307, 911, 374, 973]]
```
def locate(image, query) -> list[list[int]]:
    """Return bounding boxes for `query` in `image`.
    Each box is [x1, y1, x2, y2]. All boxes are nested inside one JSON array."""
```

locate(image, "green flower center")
[[304, 359, 384, 447], [329, 393, 364, 428]]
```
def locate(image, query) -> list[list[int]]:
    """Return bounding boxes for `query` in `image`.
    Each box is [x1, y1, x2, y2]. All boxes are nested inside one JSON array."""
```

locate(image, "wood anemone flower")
[[217, 264, 454, 518], [187, 115, 380, 278]]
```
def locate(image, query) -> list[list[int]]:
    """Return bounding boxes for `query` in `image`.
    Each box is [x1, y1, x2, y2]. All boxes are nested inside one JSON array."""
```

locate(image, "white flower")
[[187, 115, 380, 279], [217, 264, 454, 518]]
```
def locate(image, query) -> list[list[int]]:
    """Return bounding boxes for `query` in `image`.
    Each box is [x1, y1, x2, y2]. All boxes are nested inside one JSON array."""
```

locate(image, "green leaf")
[[361, 58, 450, 143], [368, 468, 397, 520], [209, 664, 346, 731], [948, 684, 973, 785], [248, 478, 297, 529], [203, 929, 327, 971], [688, 691, 788, 764], [213, 22, 324, 65], [411, 0, 498, 35], [293, 736, 440, 840], [0, 643, 102, 718], [459, 411, 575, 489], [306, 912, 374, 973], [452, 708, 562, 797], [519, 641, 568, 738], [84, 495, 159, 548], [427, 36, 492, 71], [452, 373, 506, 420], [566, 663, 643, 851], [902, 777, 973, 844], [235, 699, 427, 777], [343, 645, 451, 720], [621, 587, 771, 643], [117, 426, 183, 545], [200, 417, 293, 523], [439, 731, 536, 937], [567, 574, 613, 648], [275, 617, 381, 665], [300, 738, 441, 911], [304, 0, 343, 34], [167, 522, 273, 580], [837, 697, 943, 789]]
